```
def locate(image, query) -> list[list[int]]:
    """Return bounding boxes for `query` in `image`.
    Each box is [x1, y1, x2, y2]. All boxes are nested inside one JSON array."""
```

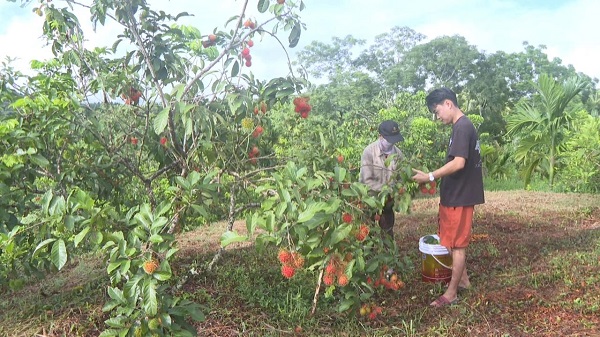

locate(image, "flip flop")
[[430, 295, 459, 308]]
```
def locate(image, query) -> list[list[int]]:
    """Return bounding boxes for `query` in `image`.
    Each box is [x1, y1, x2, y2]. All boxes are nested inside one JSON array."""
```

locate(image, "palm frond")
[[506, 103, 543, 136]]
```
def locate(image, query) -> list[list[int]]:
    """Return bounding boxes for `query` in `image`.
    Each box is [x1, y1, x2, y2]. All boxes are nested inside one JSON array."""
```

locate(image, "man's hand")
[[412, 168, 429, 184]]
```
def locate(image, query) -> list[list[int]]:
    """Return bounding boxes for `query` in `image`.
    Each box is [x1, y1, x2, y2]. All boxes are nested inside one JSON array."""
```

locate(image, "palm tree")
[[506, 74, 589, 188], [588, 89, 600, 117]]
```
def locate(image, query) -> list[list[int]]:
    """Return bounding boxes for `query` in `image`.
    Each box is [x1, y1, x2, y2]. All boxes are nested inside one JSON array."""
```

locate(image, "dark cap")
[[378, 120, 404, 143]]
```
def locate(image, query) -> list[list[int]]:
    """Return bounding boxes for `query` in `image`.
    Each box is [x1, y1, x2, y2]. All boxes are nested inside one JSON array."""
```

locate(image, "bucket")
[[419, 234, 452, 283]]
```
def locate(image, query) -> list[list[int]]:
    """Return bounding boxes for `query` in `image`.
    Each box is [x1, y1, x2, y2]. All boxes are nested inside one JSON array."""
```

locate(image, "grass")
[[1, 190, 599, 336]]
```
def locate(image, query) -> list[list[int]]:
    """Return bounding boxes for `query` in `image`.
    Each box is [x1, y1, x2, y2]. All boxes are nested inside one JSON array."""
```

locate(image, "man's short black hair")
[[425, 88, 459, 112]]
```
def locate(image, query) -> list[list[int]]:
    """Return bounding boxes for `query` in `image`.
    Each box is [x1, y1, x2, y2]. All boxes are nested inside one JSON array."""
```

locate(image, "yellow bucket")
[[419, 234, 452, 283]]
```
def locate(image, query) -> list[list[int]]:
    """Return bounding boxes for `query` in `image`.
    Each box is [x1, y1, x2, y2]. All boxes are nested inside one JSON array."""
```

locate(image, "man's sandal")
[[430, 295, 459, 308]]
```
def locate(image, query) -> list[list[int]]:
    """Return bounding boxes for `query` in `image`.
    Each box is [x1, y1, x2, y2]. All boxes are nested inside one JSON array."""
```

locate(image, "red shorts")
[[438, 205, 474, 249]]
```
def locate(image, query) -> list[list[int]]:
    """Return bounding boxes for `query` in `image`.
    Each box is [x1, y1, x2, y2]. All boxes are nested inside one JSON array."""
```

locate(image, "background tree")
[[506, 74, 589, 187], [295, 35, 365, 81], [559, 111, 600, 192], [392, 35, 482, 93], [355, 26, 425, 92]]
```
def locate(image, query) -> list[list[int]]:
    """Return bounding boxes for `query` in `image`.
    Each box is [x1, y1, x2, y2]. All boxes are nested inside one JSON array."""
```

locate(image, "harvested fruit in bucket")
[[423, 235, 439, 244]]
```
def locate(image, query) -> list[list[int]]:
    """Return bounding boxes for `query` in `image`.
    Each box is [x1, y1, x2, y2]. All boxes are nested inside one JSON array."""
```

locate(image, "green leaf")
[[143, 279, 158, 316], [280, 189, 291, 203], [302, 212, 330, 229], [171, 83, 186, 101], [334, 166, 347, 182], [107, 259, 126, 274], [166, 248, 179, 259], [304, 232, 323, 249], [275, 202, 287, 218], [48, 196, 66, 216], [134, 205, 153, 229], [107, 286, 127, 304], [105, 316, 127, 328], [305, 178, 322, 191], [160, 313, 172, 327], [175, 175, 190, 190], [155, 201, 172, 217], [257, 0, 269, 13], [148, 234, 164, 243], [324, 198, 342, 214], [50, 239, 67, 270], [338, 298, 354, 312], [341, 188, 358, 197], [345, 259, 356, 278], [30, 154, 49, 167], [119, 259, 131, 275], [124, 274, 143, 298], [72, 189, 94, 211], [246, 213, 256, 236], [297, 206, 316, 223], [153, 271, 171, 281], [289, 22, 301, 48], [231, 60, 240, 77], [296, 166, 308, 180], [101, 300, 119, 313], [191, 204, 209, 218], [265, 213, 276, 232], [150, 217, 168, 232], [292, 224, 308, 241], [328, 224, 352, 246], [32, 238, 57, 257], [220, 230, 247, 247], [275, 87, 295, 98], [186, 170, 201, 185], [153, 106, 170, 134], [363, 197, 378, 209], [64, 215, 75, 231], [92, 231, 104, 245], [356, 254, 365, 272], [178, 102, 196, 115]]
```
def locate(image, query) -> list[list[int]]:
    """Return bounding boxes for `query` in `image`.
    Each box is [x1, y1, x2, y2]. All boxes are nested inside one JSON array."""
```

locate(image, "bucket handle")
[[431, 254, 453, 270]]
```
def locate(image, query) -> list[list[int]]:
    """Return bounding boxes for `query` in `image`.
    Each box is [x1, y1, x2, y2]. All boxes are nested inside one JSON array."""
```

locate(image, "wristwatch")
[[428, 172, 435, 182]]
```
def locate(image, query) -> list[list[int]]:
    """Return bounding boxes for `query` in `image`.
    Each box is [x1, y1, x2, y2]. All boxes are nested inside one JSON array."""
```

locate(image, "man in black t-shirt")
[[412, 88, 485, 307]]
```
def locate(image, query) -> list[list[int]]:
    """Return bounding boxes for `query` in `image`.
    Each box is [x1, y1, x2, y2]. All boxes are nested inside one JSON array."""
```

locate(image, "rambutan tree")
[[1, 0, 314, 335]]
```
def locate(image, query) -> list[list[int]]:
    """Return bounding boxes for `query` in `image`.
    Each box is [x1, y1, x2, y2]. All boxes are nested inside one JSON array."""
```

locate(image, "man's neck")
[[452, 110, 465, 124]]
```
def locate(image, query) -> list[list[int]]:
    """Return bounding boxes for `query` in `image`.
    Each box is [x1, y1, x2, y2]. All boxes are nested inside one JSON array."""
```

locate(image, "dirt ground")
[[2, 190, 599, 337], [181, 190, 600, 337]]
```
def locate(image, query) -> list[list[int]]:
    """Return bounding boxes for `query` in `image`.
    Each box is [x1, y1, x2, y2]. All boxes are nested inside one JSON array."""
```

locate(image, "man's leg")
[[432, 205, 473, 306], [379, 199, 394, 239], [431, 247, 467, 305]]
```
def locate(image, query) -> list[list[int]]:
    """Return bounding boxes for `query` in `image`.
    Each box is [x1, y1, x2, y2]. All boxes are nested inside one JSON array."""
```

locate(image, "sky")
[[1, 0, 599, 84]]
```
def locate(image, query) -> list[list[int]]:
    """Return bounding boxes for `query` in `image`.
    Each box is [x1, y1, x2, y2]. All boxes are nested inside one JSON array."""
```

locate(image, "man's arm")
[[412, 156, 466, 184], [359, 147, 382, 191]]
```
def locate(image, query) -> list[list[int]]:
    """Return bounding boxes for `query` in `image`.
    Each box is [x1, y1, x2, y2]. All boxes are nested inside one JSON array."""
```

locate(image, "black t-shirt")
[[440, 116, 485, 207]]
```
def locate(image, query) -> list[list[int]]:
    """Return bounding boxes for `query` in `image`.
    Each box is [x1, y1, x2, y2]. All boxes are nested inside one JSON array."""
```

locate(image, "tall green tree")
[[559, 111, 600, 192], [506, 74, 589, 187], [295, 35, 385, 119], [355, 26, 425, 90], [585, 89, 600, 117], [392, 35, 482, 93], [295, 35, 365, 80], [460, 42, 595, 144]]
